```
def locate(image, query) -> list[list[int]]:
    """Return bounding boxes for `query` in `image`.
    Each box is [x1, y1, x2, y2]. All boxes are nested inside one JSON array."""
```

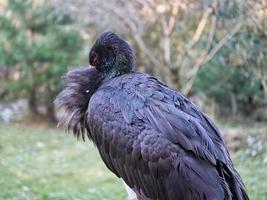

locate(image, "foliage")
[[195, 20, 267, 115], [196, 60, 264, 115], [53, 0, 267, 119], [0, 0, 84, 120], [59, 0, 265, 93], [0, 0, 266, 120]]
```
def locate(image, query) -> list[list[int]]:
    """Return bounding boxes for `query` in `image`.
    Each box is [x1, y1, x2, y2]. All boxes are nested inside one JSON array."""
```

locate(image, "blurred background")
[[0, 0, 266, 199]]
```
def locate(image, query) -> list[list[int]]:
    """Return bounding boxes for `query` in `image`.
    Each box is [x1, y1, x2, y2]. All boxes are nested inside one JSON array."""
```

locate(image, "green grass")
[[0, 123, 266, 200], [232, 151, 267, 200], [0, 123, 127, 200]]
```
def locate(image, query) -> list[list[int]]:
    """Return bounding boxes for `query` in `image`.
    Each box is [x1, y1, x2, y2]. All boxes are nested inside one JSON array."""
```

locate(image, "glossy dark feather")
[[86, 72, 248, 200], [54, 67, 104, 140]]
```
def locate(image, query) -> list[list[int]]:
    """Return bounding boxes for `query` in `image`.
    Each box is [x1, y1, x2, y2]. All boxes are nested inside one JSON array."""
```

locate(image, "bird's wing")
[[88, 84, 172, 199], [132, 75, 229, 165], [87, 73, 247, 200], [113, 73, 228, 164], [127, 74, 247, 199]]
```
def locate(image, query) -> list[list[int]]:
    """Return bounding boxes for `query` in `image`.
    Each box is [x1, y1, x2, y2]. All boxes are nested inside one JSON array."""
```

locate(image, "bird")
[[55, 32, 249, 200]]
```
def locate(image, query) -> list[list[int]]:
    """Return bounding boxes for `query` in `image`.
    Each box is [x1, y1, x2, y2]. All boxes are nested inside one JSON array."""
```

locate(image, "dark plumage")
[[55, 32, 249, 200]]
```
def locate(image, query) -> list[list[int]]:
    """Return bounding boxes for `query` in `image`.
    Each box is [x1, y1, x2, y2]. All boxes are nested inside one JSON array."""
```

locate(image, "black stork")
[[55, 32, 249, 200]]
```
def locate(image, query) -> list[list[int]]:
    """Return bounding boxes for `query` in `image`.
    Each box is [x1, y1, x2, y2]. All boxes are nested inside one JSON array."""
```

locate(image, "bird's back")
[[87, 72, 248, 200]]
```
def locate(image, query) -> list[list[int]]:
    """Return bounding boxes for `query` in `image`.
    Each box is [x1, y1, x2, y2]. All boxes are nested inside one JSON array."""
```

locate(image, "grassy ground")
[[0, 123, 266, 200]]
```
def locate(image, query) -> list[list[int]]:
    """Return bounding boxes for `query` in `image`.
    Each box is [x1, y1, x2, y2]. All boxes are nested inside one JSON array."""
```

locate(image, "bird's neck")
[[104, 69, 118, 80], [103, 66, 129, 81]]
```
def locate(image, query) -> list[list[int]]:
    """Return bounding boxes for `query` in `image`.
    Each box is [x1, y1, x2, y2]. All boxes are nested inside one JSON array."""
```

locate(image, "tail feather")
[[218, 162, 249, 200]]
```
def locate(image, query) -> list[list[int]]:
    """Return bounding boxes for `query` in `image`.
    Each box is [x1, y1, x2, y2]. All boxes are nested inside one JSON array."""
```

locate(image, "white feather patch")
[[121, 179, 137, 199]]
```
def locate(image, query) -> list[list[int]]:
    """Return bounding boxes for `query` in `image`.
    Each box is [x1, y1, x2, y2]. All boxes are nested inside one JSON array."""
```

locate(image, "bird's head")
[[89, 32, 135, 78], [54, 67, 104, 140]]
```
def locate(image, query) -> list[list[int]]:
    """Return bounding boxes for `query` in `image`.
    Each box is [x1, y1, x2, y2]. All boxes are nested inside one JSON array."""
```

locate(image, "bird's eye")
[[91, 52, 98, 67]]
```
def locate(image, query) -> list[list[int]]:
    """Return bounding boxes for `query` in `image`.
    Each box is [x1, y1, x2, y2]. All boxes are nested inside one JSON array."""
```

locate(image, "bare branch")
[[107, 4, 163, 69], [206, 15, 217, 50], [182, 22, 242, 95], [133, 34, 162, 69], [165, 1, 180, 35], [203, 22, 242, 65], [160, 1, 180, 66], [179, 1, 218, 72], [186, 1, 217, 52], [186, 15, 217, 79]]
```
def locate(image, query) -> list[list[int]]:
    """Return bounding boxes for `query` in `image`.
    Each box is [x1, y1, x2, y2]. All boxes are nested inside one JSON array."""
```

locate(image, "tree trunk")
[[29, 88, 39, 117], [230, 93, 237, 115], [262, 79, 267, 101], [170, 67, 181, 91], [163, 36, 171, 64], [45, 100, 56, 123], [45, 85, 56, 123]]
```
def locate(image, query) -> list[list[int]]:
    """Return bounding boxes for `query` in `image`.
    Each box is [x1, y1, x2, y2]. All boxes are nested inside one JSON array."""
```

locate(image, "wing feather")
[[87, 72, 247, 200]]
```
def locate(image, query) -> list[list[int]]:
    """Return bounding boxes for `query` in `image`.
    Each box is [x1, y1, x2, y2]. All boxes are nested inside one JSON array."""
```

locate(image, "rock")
[[223, 128, 244, 152], [0, 99, 28, 123]]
